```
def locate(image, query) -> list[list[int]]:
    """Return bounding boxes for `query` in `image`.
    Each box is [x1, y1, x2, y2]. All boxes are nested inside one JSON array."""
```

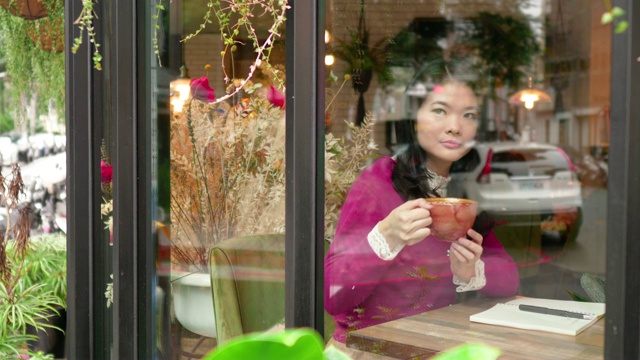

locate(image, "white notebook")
[[470, 298, 606, 336]]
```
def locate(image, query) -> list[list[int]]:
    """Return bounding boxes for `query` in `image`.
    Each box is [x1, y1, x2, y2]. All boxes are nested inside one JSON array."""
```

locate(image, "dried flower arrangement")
[[165, 0, 377, 274], [324, 118, 378, 240], [170, 65, 287, 273], [170, 67, 378, 273]]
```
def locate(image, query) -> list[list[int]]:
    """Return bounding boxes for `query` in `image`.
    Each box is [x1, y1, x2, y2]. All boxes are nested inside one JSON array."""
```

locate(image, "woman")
[[324, 61, 519, 357]]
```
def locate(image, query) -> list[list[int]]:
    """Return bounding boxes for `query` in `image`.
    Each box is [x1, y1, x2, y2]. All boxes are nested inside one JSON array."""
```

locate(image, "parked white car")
[[449, 141, 583, 241], [0, 136, 20, 167], [53, 134, 66, 153]]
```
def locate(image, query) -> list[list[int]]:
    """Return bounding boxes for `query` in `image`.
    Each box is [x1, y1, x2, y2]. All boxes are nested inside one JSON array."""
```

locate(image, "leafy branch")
[[153, 0, 165, 67], [72, 0, 102, 70], [601, 0, 628, 34], [183, 0, 290, 104]]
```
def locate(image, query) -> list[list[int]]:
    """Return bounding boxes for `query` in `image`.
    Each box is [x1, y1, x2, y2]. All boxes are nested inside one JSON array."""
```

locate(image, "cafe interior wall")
[[325, 0, 610, 155]]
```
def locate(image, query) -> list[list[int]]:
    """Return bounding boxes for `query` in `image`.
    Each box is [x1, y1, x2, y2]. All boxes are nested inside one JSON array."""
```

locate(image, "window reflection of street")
[[0, 149, 67, 237]]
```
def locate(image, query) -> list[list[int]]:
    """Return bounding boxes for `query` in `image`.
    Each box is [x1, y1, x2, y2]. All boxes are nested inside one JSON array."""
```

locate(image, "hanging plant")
[[332, 0, 391, 126], [0, 0, 64, 116], [29, 16, 64, 53], [0, 0, 47, 20], [71, 0, 101, 70]]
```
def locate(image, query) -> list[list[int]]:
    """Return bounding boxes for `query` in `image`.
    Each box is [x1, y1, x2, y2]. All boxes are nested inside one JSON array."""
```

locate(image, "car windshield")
[[491, 149, 570, 177]]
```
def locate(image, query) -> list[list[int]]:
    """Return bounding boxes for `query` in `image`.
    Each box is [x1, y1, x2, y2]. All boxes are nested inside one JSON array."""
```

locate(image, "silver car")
[[449, 141, 583, 241]]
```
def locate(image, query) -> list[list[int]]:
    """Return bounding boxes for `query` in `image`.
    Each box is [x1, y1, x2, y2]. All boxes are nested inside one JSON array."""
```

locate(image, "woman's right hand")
[[378, 198, 433, 250]]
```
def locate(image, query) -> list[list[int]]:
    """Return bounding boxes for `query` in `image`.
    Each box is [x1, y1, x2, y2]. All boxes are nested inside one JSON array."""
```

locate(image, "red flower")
[[267, 86, 285, 108], [101, 161, 113, 184], [190, 77, 216, 102]]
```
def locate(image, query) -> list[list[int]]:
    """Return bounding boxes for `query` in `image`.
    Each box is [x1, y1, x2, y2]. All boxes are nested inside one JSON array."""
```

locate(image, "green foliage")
[[152, 1, 165, 66], [181, 0, 289, 102], [201, 329, 501, 360], [431, 343, 501, 360], [202, 328, 349, 360], [581, 273, 606, 303], [0, 167, 66, 358], [9, 234, 67, 304], [567, 273, 606, 303], [71, 0, 101, 70], [332, 1, 391, 87], [462, 12, 541, 92], [0, 234, 67, 359], [0, 112, 14, 133], [601, 4, 628, 34], [0, 0, 65, 117], [333, 31, 391, 86]]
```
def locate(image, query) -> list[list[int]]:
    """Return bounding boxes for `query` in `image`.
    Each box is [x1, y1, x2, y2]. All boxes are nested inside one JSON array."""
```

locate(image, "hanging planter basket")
[[0, 0, 47, 20], [28, 16, 64, 52]]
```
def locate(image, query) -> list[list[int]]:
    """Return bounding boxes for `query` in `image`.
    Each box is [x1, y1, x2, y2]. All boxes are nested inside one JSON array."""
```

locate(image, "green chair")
[[209, 234, 336, 345], [209, 234, 286, 345]]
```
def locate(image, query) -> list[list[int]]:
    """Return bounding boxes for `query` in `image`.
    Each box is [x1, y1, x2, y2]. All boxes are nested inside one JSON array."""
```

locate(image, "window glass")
[[324, 0, 608, 357], [150, 1, 287, 357]]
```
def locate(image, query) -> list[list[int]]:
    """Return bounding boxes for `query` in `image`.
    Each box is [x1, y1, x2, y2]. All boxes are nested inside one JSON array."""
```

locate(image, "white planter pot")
[[172, 272, 217, 338]]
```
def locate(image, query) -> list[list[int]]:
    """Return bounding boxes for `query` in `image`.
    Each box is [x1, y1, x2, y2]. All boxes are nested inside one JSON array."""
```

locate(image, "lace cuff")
[[367, 222, 404, 261], [453, 259, 486, 292]]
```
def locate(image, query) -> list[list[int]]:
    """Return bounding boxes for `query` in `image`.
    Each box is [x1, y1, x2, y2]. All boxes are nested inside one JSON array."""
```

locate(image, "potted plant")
[[0, 165, 66, 359], [0, 0, 48, 20], [0, 0, 64, 116], [18, 234, 67, 358]]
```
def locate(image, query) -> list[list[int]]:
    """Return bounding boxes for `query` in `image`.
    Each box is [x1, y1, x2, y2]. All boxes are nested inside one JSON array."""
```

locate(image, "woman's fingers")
[[405, 227, 431, 246], [450, 243, 474, 263], [382, 199, 436, 247], [466, 228, 483, 245]]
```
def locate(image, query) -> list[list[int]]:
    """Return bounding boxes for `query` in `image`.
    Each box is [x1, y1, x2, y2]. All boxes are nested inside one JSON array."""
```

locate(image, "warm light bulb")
[[325, 54, 335, 66], [520, 93, 539, 110], [325, 30, 331, 44], [177, 84, 191, 101], [171, 98, 184, 113]]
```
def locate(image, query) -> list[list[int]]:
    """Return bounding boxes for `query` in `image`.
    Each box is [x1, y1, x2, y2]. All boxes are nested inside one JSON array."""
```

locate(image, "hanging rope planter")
[[0, 0, 47, 20]]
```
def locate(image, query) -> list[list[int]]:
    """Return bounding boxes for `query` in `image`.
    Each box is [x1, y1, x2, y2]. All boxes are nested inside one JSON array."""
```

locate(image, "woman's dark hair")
[[392, 59, 481, 201]]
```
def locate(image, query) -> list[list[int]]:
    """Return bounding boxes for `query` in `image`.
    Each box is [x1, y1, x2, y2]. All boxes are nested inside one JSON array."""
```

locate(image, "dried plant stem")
[[326, 75, 351, 112]]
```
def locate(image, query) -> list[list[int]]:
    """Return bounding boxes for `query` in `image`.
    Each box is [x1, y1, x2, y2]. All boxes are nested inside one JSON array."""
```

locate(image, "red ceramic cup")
[[425, 198, 478, 242]]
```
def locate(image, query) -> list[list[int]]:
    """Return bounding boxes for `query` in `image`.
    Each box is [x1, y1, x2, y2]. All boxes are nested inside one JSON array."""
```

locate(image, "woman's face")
[[415, 81, 479, 175]]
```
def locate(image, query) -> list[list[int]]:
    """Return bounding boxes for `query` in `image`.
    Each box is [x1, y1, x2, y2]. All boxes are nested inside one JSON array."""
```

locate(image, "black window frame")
[[605, 0, 640, 358]]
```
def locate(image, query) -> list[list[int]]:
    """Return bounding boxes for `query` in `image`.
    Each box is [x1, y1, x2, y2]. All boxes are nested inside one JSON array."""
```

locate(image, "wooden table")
[[346, 297, 604, 359]]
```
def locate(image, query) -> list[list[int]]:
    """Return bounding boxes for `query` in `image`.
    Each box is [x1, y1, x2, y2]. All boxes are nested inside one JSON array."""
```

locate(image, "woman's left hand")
[[449, 229, 483, 282]]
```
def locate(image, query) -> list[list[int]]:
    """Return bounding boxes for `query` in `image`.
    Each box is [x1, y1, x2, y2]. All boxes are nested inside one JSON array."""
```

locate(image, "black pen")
[[518, 304, 595, 320]]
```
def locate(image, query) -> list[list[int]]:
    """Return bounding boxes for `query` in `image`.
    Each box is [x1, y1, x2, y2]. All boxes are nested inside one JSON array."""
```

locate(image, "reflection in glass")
[[324, 0, 609, 356], [152, 1, 289, 357]]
